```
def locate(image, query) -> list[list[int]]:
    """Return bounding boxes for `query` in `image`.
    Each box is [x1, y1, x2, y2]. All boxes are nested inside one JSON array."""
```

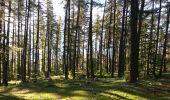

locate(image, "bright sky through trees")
[[52, 0, 64, 18], [52, 0, 105, 19]]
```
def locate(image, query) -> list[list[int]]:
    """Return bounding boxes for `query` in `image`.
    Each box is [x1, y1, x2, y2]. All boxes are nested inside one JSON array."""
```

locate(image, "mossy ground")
[[0, 73, 170, 100]]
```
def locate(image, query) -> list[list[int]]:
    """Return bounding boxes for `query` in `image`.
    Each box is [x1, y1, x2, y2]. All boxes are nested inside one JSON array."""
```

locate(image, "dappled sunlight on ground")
[[0, 73, 170, 100]]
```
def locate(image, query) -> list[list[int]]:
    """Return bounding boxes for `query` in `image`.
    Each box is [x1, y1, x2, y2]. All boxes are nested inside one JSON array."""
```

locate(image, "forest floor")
[[0, 72, 170, 100]]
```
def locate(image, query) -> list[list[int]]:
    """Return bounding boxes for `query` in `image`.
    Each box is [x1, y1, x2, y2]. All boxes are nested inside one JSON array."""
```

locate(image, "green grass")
[[0, 73, 170, 100]]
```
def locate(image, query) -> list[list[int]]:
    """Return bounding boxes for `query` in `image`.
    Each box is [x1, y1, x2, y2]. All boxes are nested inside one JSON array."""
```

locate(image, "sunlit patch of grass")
[[13, 92, 59, 100], [67, 90, 92, 100], [8, 80, 22, 85], [107, 89, 147, 100]]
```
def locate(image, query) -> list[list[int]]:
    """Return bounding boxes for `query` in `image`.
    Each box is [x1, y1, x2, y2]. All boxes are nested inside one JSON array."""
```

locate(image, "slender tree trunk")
[[123, 0, 128, 72], [147, 0, 155, 76], [28, 11, 32, 79], [111, 0, 116, 78], [82, 30, 85, 70], [153, 0, 162, 78], [43, 32, 47, 74], [63, 0, 69, 79], [2, 19, 6, 86], [32, 7, 35, 76], [86, 41, 90, 78], [118, 0, 126, 77], [35, 0, 40, 79], [70, 2, 74, 72], [100, 0, 106, 77], [89, 0, 94, 78], [0, 0, 4, 85], [55, 17, 61, 74], [106, 0, 113, 74], [46, 0, 52, 78], [67, 0, 71, 78], [17, 0, 21, 80], [22, 0, 31, 82], [77, 20, 80, 73], [73, 0, 80, 79], [159, 4, 170, 77], [138, 0, 145, 78], [11, 20, 15, 79]]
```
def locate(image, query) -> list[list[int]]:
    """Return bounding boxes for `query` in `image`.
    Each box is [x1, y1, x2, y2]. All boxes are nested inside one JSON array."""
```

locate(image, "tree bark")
[[159, 4, 170, 77], [130, 0, 139, 83], [153, 0, 162, 78], [118, 0, 126, 77], [89, 0, 94, 78]]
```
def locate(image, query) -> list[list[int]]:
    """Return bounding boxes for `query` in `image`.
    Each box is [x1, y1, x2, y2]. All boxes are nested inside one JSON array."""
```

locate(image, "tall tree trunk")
[[73, 0, 80, 79], [3, 0, 11, 86], [32, 7, 35, 76], [22, 0, 31, 82], [67, 0, 71, 78], [63, 0, 69, 79], [28, 11, 32, 79], [70, 1, 74, 72], [89, 0, 94, 78], [123, 0, 128, 73], [106, 0, 113, 74], [138, 0, 145, 77], [2, 19, 6, 86], [100, 0, 106, 77], [130, 0, 139, 83], [147, 0, 155, 76], [55, 17, 61, 74], [0, 0, 4, 85], [111, 0, 116, 78], [17, 0, 21, 80], [118, 0, 126, 77], [159, 4, 170, 77], [47, 7, 51, 78], [86, 41, 90, 78], [153, 0, 162, 78], [82, 29, 85, 70], [35, 0, 40, 79], [11, 19, 16, 79]]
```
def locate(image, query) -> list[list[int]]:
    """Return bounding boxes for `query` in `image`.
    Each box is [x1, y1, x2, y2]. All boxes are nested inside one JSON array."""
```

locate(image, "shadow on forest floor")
[[0, 73, 170, 100]]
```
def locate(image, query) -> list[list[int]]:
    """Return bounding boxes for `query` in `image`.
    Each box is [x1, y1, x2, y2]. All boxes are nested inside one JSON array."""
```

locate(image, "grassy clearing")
[[0, 73, 170, 100]]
